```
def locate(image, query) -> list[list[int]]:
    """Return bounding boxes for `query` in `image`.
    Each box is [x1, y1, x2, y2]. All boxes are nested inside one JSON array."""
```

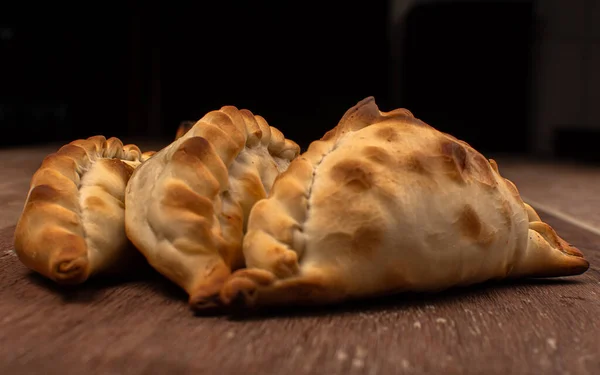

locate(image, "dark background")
[[0, 1, 597, 161]]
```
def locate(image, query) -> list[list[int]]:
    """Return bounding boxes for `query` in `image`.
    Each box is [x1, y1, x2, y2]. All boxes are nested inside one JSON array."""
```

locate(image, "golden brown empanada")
[[125, 106, 300, 309], [220, 97, 590, 309], [14, 136, 155, 285]]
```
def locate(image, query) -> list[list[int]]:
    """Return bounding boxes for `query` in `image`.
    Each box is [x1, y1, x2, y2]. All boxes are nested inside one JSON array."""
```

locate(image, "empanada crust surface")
[[125, 106, 300, 309], [14, 136, 154, 284], [221, 97, 590, 309]]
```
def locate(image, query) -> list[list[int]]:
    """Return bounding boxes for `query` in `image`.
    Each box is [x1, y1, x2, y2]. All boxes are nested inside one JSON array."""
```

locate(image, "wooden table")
[[0, 145, 598, 375]]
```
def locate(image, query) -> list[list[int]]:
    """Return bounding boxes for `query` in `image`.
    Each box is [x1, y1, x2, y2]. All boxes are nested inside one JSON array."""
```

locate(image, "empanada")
[[220, 97, 590, 309], [124, 106, 300, 309], [14, 136, 155, 284]]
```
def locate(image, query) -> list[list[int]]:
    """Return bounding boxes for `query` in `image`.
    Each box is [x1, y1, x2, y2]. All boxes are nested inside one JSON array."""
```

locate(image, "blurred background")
[[0, 0, 598, 163]]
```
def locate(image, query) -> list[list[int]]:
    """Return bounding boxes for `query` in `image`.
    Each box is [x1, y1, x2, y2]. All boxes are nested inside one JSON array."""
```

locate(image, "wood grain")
[[0, 147, 598, 374]]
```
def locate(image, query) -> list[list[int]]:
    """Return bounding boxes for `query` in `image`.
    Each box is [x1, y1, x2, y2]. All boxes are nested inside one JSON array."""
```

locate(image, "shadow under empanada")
[[224, 277, 587, 321], [23, 252, 188, 305], [22, 265, 587, 318]]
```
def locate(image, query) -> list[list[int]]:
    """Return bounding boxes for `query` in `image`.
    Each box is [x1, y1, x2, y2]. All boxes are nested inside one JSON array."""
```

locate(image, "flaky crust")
[[125, 106, 300, 309], [221, 97, 590, 309], [14, 136, 155, 285]]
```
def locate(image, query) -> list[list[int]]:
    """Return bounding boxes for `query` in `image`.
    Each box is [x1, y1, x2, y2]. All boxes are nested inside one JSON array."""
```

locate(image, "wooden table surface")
[[0, 144, 598, 375]]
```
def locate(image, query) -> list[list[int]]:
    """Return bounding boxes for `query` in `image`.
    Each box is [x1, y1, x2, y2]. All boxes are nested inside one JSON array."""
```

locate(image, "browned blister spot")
[[28, 184, 63, 204], [499, 199, 513, 227], [170, 151, 210, 177], [177, 136, 213, 160], [84, 195, 107, 211], [458, 205, 494, 248], [440, 140, 467, 170], [351, 226, 384, 256], [28, 202, 80, 229], [375, 126, 399, 142], [162, 181, 215, 219], [25, 183, 80, 216], [459, 205, 482, 239], [362, 145, 392, 165], [330, 159, 373, 192], [266, 244, 290, 263], [402, 154, 428, 174], [439, 140, 468, 183]]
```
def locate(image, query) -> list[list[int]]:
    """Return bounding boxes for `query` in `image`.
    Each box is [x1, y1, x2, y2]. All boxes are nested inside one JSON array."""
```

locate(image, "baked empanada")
[[220, 97, 590, 309], [14, 136, 155, 284], [125, 106, 300, 309]]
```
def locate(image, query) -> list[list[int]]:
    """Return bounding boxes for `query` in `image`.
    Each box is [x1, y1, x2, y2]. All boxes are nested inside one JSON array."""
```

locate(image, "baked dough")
[[14, 136, 155, 285], [220, 97, 590, 309], [125, 106, 300, 309]]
